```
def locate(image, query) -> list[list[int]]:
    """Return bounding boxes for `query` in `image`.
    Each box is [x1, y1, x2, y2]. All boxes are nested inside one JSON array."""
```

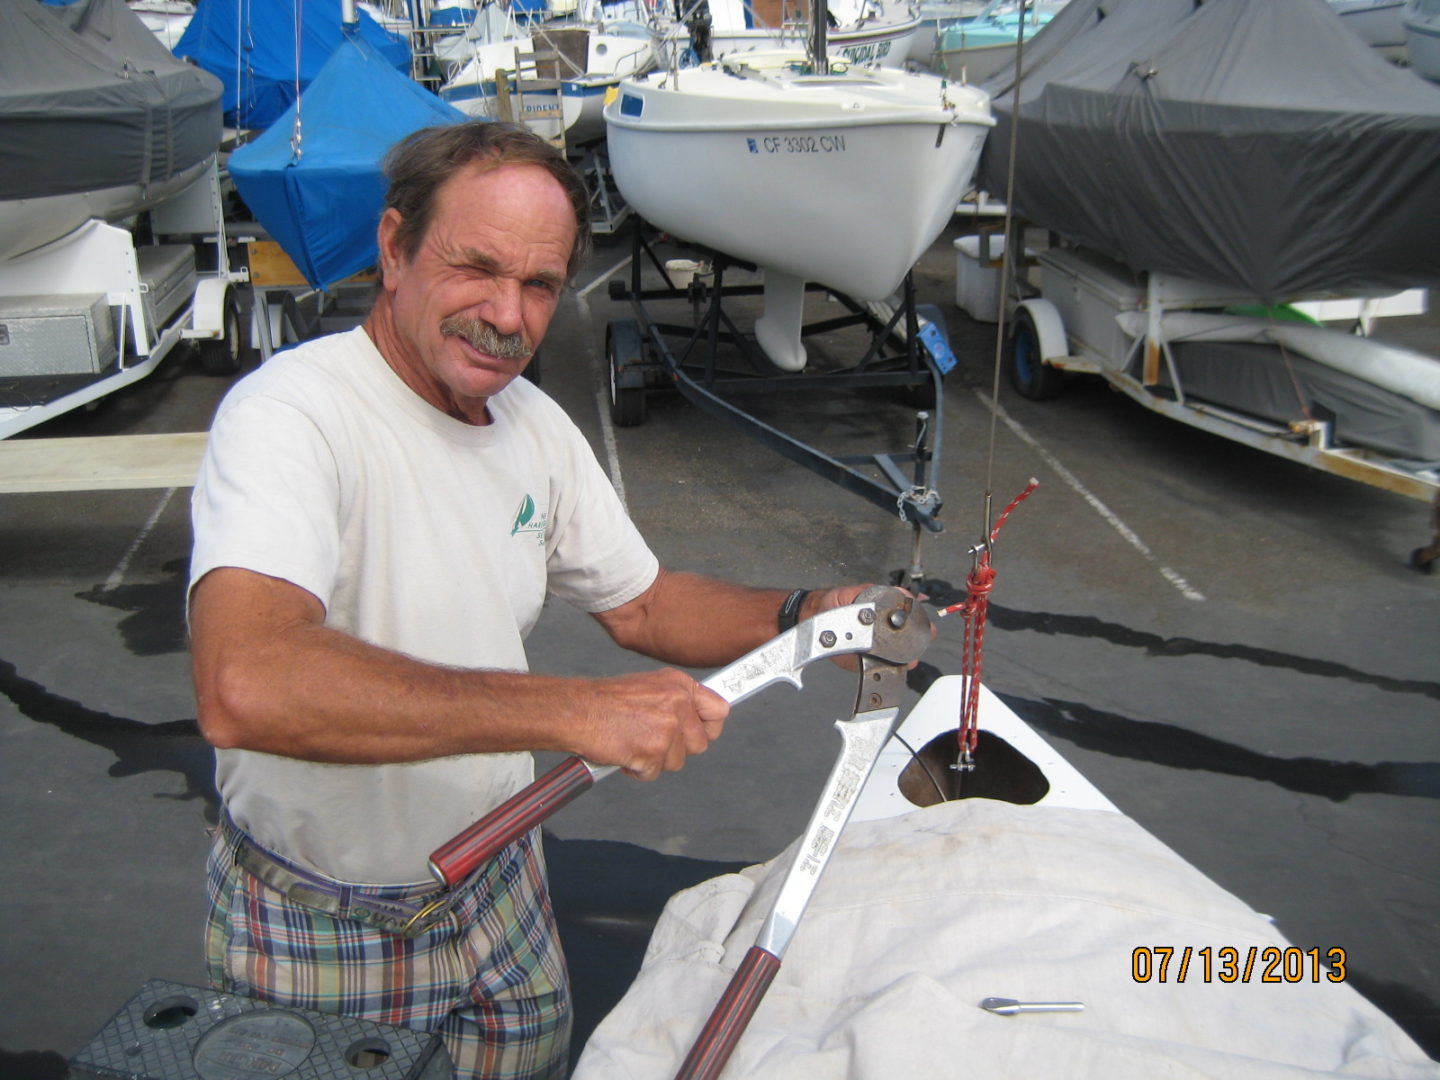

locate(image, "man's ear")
[[376, 208, 405, 290]]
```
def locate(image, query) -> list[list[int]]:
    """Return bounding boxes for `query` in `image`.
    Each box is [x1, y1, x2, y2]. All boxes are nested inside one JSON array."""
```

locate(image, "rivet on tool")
[[820, 631, 837, 648], [858, 608, 876, 625]]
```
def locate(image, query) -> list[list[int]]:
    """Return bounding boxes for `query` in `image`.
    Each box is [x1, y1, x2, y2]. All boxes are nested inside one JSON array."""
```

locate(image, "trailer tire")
[[1009, 308, 1063, 401], [607, 322, 646, 427], [200, 290, 253, 376]]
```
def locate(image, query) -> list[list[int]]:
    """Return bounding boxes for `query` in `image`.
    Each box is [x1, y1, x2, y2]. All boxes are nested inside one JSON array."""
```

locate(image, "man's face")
[[376, 161, 577, 423]]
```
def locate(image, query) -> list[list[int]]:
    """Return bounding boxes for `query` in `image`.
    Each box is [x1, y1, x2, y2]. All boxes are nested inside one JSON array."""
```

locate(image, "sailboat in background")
[[174, 0, 410, 131], [702, 0, 924, 67], [1404, 0, 1440, 79], [228, 28, 465, 290], [604, 15, 993, 370], [2, 0, 222, 261], [1328, 0, 1409, 59], [976, 0, 1440, 299], [438, 0, 656, 145], [936, 0, 1061, 83], [128, 0, 195, 48]]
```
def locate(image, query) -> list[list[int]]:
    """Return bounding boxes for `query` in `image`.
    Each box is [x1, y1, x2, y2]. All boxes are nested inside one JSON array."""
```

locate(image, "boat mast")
[[808, 0, 828, 73]]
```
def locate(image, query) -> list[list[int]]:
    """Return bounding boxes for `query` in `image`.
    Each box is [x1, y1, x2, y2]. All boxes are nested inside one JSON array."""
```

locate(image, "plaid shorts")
[[205, 817, 571, 1080]]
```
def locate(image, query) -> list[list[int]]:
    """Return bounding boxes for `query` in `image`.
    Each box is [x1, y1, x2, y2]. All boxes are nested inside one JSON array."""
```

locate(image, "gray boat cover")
[[976, 0, 1440, 300], [0, 0, 222, 202], [1165, 340, 1440, 463]]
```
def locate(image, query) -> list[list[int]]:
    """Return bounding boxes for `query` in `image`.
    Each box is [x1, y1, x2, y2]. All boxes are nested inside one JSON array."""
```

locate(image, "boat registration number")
[[747, 135, 848, 155]]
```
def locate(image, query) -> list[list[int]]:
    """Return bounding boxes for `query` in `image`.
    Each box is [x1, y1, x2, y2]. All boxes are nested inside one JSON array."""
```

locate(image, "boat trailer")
[[603, 222, 958, 580], [990, 224, 1440, 572]]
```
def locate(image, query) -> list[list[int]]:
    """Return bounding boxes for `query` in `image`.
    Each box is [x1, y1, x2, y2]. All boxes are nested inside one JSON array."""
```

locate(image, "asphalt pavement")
[[1, 220, 1436, 1077]]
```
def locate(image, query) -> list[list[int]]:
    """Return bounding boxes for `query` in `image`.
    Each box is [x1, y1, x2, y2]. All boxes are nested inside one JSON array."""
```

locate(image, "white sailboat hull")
[[939, 37, 1022, 83], [710, 19, 923, 68], [704, 0, 923, 67], [0, 157, 213, 263], [440, 25, 653, 144], [1404, 0, 1440, 79], [604, 58, 993, 301]]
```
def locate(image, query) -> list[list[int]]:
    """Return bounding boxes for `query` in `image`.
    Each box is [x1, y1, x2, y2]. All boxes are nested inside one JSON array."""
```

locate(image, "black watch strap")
[[777, 589, 810, 633]]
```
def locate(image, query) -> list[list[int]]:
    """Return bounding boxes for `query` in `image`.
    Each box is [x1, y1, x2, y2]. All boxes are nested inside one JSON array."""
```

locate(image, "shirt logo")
[[511, 494, 548, 544]]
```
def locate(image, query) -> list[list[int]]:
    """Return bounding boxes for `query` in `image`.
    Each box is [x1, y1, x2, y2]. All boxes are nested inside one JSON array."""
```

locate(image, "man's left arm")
[[591, 569, 867, 668]]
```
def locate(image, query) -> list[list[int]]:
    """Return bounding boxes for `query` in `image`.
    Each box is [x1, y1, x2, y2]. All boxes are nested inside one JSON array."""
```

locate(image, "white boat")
[[128, 0, 193, 49], [1330, 0, 1410, 60], [439, 2, 655, 145], [2, 0, 221, 262], [912, 0, 990, 70], [937, 0, 1060, 84], [1404, 0, 1440, 78], [706, 0, 924, 68], [603, 52, 992, 369], [571, 676, 1440, 1078]]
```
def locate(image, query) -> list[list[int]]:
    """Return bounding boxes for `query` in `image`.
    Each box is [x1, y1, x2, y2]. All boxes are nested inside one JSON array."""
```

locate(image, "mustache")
[[440, 316, 534, 361]]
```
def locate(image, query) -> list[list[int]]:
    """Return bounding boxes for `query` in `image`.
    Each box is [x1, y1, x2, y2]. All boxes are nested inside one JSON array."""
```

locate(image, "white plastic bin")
[[954, 233, 1011, 322]]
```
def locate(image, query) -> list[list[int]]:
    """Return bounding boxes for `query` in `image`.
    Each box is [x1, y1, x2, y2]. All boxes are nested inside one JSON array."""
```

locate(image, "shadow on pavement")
[[544, 834, 747, 1058]]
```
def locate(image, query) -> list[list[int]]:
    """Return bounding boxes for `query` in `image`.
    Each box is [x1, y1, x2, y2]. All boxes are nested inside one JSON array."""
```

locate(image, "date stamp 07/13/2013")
[[1132, 946, 1348, 984]]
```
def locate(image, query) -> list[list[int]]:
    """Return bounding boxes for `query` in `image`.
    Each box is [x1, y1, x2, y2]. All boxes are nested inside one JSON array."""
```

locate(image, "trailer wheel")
[[200, 290, 253, 376], [607, 321, 646, 427], [1009, 308, 1063, 401]]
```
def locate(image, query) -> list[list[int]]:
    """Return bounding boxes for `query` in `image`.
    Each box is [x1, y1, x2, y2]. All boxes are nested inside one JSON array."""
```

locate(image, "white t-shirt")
[[190, 327, 659, 884]]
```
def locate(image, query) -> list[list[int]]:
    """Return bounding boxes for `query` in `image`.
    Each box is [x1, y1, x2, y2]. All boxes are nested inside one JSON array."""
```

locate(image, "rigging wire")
[[892, 731, 950, 804], [289, 0, 304, 161], [233, 0, 245, 139], [984, 1, 1030, 497], [940, 3, 1040, 776]]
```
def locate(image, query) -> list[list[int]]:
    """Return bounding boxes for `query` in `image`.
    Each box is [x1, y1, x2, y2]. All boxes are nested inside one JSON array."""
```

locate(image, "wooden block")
[[246, 240, 379, 288], [246, 240, 309, 287], [0, 432, 209, 493]]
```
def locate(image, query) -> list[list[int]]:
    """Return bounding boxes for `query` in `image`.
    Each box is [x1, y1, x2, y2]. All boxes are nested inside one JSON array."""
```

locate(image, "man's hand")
[[580, 668, 729, 782]]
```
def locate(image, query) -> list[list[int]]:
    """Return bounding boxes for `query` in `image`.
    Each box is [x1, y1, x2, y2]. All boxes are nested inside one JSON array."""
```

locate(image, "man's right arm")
[[189, 566, 727, 780]]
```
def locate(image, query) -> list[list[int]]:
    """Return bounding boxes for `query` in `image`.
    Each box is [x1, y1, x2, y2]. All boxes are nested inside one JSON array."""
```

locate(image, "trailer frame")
[[603, 220, 957, 580]]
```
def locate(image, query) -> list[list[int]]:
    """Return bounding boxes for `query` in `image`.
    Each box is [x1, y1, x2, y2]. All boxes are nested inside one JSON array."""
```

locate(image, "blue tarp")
[[228, 32, 466, 290], [175, 0, 411, 130]]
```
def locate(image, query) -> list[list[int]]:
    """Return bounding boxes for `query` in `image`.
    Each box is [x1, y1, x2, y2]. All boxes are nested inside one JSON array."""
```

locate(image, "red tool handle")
[[428, 756, 595, 886], [674, 946, 782, 1080]]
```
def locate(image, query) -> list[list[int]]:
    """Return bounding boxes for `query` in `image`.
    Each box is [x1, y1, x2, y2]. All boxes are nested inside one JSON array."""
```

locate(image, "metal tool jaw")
[[674, 591, 933, 1080], [706, 584, 928, 705], [851, 584, 932, 669]]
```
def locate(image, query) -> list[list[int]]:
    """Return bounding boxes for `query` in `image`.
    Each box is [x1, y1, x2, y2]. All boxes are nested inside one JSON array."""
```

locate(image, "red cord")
[[939, 479, 1038, 759]]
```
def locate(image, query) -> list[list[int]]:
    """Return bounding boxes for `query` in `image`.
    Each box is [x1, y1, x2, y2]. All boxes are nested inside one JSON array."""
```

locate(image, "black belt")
[[222, 814, 466, 938]]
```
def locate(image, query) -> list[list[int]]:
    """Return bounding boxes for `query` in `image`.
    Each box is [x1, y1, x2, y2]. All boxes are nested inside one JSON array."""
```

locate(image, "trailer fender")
[[188, 276, 231, 339], [1013, 298, 1068, 362]]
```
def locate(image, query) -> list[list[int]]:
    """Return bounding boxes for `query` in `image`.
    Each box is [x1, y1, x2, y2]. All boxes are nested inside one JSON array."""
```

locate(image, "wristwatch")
[[777, 588, 809, 633]]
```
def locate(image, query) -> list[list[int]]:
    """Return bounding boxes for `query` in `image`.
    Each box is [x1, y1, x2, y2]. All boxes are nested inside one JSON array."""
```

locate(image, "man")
[[188, 121, 867, 1079]]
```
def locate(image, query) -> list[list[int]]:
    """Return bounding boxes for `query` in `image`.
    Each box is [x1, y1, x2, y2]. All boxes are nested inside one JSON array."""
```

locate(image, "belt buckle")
[[401, 892, 453, 937]]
